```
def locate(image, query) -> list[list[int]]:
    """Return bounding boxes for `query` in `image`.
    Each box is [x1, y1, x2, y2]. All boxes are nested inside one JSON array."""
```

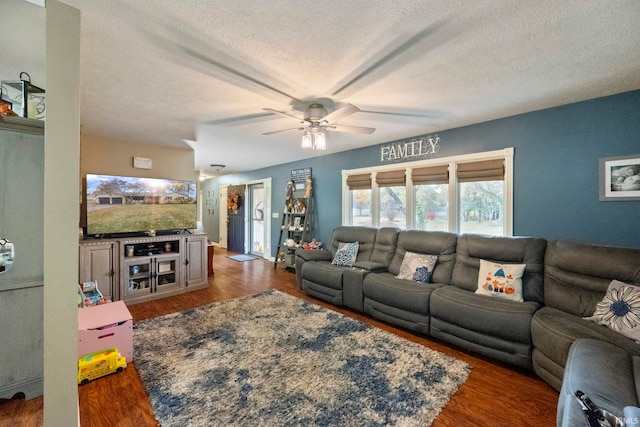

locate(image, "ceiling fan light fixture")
[[301, 131, 313, 148], [313, 131, 326, 150]]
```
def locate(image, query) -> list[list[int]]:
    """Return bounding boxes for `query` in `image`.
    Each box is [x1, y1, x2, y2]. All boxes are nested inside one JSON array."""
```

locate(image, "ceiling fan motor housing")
[[304, 104, 328, 122]]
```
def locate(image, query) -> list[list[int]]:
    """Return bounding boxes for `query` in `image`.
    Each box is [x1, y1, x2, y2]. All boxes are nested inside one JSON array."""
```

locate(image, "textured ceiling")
[[12, 1, 640, 177]]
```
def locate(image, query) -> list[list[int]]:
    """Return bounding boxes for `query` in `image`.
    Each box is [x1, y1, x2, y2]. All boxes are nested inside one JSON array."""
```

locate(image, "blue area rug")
[[133, 290, 470, 426]]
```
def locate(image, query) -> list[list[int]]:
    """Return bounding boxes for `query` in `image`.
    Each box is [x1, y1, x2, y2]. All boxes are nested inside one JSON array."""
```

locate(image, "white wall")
[[44, 1, 81, 425]]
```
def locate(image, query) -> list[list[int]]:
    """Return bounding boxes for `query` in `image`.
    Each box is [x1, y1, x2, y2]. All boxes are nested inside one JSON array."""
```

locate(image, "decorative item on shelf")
[[126, 245, 134, 257], [277, 251, 286, 263], [0, 88, 17, 117], [304, 176, 313, 199], [227, 190, 240, 212], [285, 180, 294, 212], [0, 72, 45, 119], [285, 238, 296, 248], [164, 242, 172, 252], [293, 198, 306, 214], [301, 239, 323, 250], [147, 229, 156, 237]]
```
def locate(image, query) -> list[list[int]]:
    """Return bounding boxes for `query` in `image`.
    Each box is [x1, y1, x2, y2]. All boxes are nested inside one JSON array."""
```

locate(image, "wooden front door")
[[227, 185, 245, 253]]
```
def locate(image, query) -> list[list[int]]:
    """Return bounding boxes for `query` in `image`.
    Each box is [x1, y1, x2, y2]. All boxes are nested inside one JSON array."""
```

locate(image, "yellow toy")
[[78, 348, 126, 385]]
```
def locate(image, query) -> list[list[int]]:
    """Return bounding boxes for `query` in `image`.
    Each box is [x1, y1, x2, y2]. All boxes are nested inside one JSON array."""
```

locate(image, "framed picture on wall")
[[599, 155, 640, 201]]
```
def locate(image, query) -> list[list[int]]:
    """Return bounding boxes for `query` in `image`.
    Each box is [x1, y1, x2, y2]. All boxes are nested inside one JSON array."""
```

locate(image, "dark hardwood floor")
[[0, 247, 559, 426]]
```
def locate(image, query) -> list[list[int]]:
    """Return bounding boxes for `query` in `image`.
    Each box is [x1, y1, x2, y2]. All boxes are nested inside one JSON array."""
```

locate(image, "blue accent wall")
[[203, 90, 640, 253]]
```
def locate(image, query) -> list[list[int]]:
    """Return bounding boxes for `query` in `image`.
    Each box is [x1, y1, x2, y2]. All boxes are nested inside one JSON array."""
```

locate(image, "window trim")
[[342, 148, 514, 235]]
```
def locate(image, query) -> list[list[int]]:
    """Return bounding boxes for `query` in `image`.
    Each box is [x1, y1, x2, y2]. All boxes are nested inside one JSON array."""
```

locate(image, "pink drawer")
[[78, 301, 133, 362]]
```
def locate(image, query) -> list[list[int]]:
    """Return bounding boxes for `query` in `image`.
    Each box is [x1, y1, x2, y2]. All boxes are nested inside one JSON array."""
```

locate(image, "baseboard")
[[0, 376, 43, 400]]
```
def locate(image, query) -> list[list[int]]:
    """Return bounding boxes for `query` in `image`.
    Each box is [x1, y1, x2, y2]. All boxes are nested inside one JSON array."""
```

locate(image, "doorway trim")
[[240, 177, 272, 260], [218, 185, 228, 249]]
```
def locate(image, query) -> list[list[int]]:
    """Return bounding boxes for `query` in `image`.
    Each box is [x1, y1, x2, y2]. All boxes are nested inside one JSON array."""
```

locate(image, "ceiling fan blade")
[[322, 103, 360, 124], [360, 109, 438, 118], [202, 112, 274, 126], [262, 127, 306, 136], [331, 20, 449, 97], [263, 108, 306, 124], [326, 124, 376, 134]]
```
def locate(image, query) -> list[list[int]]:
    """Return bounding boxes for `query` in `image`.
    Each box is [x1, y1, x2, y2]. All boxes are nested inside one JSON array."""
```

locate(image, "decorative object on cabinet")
[[0, 72, 45, 120], [0, 87, 17, 117]]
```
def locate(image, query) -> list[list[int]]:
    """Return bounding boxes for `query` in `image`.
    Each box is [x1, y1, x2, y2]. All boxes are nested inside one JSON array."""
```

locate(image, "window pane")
[[351, 189, 372, 226], [415, 184, 448, 231], [459, 181, 504, 235], [379, 186, 406, 229]]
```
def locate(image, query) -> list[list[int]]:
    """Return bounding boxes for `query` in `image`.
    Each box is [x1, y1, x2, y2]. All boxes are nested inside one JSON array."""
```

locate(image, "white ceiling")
[[6, 1, 640, 177]]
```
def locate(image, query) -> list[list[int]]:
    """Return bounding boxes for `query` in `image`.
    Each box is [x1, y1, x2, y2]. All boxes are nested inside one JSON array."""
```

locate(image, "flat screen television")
[[85, 173, 197, 237]]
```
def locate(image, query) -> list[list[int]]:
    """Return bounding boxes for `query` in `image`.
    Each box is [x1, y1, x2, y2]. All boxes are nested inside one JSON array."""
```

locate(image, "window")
[[376, 170, 406, 229], [413, 165, 449, 231], [351, 189, 372, 226], [343, 148, 513, 235], [347, 173, 372, 226], [457, 159, 505, 236]]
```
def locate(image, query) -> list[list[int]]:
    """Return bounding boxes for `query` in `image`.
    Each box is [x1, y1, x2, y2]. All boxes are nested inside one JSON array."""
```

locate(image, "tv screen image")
[[86, 174, 197, 236]]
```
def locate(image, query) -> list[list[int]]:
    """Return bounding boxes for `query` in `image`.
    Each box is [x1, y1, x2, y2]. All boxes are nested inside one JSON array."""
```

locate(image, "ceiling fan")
[[262, 103, 375, 150]]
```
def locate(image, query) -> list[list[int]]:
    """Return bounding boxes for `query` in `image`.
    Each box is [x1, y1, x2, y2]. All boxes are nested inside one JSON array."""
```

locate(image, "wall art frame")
[[599, 154, 640, 201]]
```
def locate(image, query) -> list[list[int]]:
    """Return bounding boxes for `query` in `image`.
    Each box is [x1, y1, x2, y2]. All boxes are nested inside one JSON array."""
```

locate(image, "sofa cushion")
[[388, 230, 457, 284], [326, 226, 377, 262], [363, 272, 444, 315], [396, 252, 437, 283], [332, 241, 359, 267], [584, 280, 640, 342], [430, 286, 540, 344], [544, 240, 640, 317], [369, 227, 400, 267], [532, 306, 640, 371], [301, 261, 346, 291], [451, 234, 546, 304], [475, 259, 526, 302]]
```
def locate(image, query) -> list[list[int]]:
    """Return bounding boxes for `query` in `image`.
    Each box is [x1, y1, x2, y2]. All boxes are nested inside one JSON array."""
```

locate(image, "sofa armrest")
[[295, 249, 332, 262], [353, 261, 389, 273], [294, 249, 333, 290]]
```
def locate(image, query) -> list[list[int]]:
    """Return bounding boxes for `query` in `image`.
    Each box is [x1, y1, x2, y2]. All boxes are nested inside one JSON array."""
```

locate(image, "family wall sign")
[[379, 134, 440, 163]]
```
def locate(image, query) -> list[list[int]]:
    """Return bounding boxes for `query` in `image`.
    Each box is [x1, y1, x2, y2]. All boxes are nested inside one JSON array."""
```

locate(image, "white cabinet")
[[79, 233, 208, 305], [0, 116, 44, 399], [185, 234, 207, 289], [121, 250, 182, 304], [79, 241, 118, 301]]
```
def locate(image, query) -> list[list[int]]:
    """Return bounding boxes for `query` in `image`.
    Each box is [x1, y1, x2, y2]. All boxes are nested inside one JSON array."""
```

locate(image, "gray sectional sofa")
[[295, 226, 640, 425]]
